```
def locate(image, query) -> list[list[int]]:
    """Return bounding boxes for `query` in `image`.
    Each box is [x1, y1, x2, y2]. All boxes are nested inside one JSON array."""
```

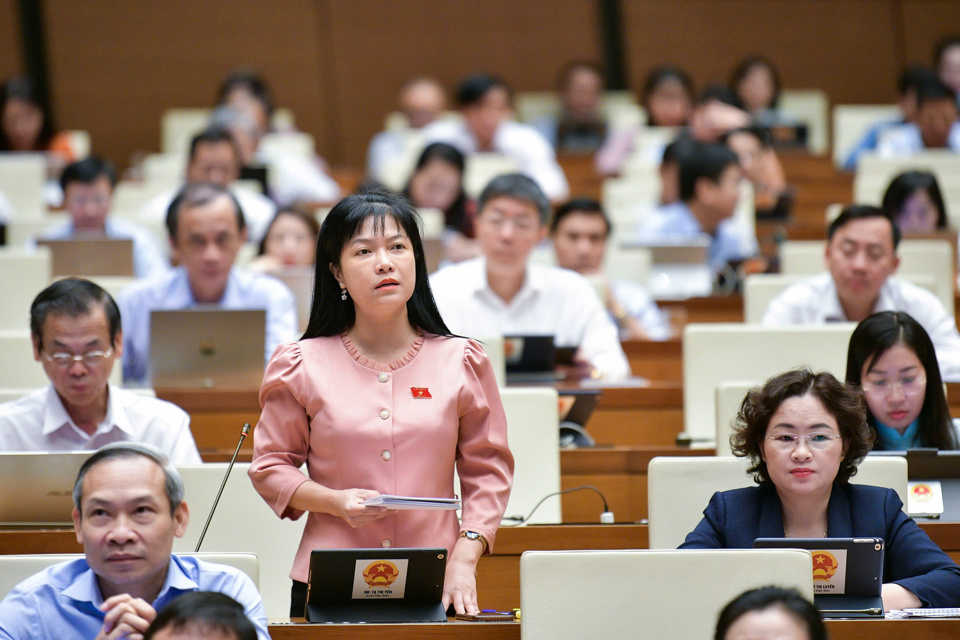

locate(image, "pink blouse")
[[248, 333, 514, 582]]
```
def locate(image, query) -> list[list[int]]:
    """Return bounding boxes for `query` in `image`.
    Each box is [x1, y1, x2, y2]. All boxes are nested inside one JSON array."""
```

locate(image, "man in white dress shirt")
[[120, 183, 297, 384], [140, 128, 276, 243], [430, 173, 629, 379], [420, 74, 569, 201], [0, 278, 200, 462], [763, 205, 960, 381]]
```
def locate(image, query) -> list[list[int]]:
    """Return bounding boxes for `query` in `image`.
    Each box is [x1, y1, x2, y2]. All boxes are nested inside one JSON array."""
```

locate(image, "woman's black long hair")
[[0, 76, 55, 151], [846, 311, 958, 449], [302, 191, 454, 340]]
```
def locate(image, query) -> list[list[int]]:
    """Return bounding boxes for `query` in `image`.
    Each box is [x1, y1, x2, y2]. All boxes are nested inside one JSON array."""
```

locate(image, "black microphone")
[[195, 422, 251, 552]]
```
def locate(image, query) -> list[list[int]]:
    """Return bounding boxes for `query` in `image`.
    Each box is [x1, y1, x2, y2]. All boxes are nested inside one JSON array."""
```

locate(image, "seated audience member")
[[119, 183, 297, 384], [140, 127, 276, 243], [403, 142, 473, 236], [0, 443, 268, 639], [250, 207, 319, 272], [40, 157, 168, 279], [690, 85, 753, 143], [715, 586, 826, 640], [636, 142, 756, 274], [643, 66, 695, 128], [366, 76, 447, 181], [144, 592, 256, 640], [729, 56, 792, 126], [551, 198, 670, 340], [531, 61, 607, 153], [0, 76, 75, 164], [210, 104, 340, 209], [881, 170, 948, 234], [0, 279, 200, 462], [420, 74, 569, 201], [216, 68, 282, 138], [430, 173, 629, 379], [656, 138, 692, 206], [843, 66, 938, 170], [847, 311, 959, 450], [593, 65, 694, 176], [877, 77, 960, 156], [681, 368, 960, 610], [721, 126, 791, 218], [936, 35, 960, 106], [762, 205, 960, 380]]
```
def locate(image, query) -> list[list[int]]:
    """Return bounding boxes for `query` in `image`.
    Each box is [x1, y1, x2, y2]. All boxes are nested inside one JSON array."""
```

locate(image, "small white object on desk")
[[887, 608, 960, 618]]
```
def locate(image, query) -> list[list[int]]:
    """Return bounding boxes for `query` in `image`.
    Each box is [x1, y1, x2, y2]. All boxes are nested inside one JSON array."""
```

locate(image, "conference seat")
[[715, 380, 757, 456], [0, 552, 259, 601], [463, 153, 521, 198], [0, 154, 46, 220], [778, 89, 830, 154], [855, 153, 960, 215], [174, 463, 304, 620], [519, 548, 813, 639], [497, 387, 561, 524], [683, 323, 856, 445], [647, 456, 908, 549], [831, 104, 900, 167], [0, 247, 51, 331]]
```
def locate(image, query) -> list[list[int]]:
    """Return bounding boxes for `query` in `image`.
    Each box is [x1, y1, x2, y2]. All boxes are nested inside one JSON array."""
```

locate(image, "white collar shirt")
[[429, 257, 629, 379]]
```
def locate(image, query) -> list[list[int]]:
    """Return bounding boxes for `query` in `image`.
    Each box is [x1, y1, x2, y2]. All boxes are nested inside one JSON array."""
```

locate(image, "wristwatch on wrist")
[[459, 530, 488, 553]]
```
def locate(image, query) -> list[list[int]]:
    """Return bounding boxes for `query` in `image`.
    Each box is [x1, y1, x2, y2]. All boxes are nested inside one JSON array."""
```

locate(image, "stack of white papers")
[[362, 495, 461, 510], [887, 608, 960, 618]]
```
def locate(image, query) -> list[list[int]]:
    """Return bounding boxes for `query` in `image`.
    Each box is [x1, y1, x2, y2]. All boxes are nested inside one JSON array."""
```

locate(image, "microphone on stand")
[[195, 422, 251, 552]]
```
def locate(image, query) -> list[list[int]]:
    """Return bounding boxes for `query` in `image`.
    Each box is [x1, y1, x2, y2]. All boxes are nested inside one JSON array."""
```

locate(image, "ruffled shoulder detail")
[[339, 331, 425, 372]]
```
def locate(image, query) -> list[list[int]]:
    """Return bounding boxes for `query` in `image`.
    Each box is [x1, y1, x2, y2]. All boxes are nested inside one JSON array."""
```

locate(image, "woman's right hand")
[[335, 488, 389, 528]]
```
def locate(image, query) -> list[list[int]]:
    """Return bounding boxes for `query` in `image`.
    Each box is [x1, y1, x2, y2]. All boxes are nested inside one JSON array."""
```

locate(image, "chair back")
[[0, 247, 51, 331], [831, 104, 900, 166], [683, 323, 856, 443], [648, 456, 908, 549], [520, 548, 813, 640], [780, 89, 829, 154], [0, 155, 45, 219], [174, 463, 305, 619]]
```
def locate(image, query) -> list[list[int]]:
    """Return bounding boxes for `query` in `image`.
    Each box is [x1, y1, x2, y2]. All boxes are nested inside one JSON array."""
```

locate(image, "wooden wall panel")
[[900, 0, 960, 66], [319, 0, 602, 167], [0, 0, 23, 81], [620, 0, 901, 105], [42, 0, 329, 169]]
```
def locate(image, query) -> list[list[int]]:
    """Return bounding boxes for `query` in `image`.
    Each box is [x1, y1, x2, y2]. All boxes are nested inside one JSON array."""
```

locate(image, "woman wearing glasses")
[[846, 311, 959, 450], [680, 368, 960, 610]]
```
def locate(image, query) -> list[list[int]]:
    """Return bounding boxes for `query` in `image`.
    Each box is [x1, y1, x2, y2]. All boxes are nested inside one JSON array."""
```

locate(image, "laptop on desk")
[[504, 335, 565, 384], [150, 308, 266, 389], [0, 452, 89, 526], [754, 537, 884, 617], [305, 548, 448, 623], [37, 238, 134, 277]]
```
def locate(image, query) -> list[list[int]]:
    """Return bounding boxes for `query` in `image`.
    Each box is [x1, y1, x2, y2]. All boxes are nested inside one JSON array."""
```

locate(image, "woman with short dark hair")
[[682, 367, 960, 611]]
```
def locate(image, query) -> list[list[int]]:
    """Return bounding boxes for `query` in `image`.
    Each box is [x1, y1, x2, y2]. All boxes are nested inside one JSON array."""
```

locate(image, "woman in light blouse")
[[248, 191, 513, 618]]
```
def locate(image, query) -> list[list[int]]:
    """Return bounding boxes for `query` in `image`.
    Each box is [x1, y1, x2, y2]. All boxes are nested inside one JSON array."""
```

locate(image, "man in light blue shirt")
[[118, 183, 297, 384], [636, 141, 756, 274], [40, 157, 168, 279], [0, 443, 270, 639]]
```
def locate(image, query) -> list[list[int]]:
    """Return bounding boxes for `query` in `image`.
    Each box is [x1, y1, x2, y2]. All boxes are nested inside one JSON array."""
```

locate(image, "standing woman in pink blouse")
[[248, 191, 514, 618]]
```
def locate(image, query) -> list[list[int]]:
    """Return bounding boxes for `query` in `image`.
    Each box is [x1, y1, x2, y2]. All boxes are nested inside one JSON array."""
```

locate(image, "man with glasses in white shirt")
[[429, 173, 629, 379], [0, 278, 201, 462]]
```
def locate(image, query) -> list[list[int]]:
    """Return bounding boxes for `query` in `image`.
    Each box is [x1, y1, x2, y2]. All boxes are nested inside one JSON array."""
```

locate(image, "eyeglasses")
[[861, 376, 926, 398], [764, 433, 842, 451], [43, 349, 112, 367], [480, 213, 539, 233]]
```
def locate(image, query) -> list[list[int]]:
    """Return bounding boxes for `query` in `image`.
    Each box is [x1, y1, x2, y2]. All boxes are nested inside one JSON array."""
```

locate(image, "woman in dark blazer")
[[681, 368, 960, 611]]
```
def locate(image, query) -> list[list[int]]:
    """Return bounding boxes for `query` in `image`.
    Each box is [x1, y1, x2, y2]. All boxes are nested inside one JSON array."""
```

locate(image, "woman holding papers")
[[248, 191, 514, 617], [846, 311, 959, 450], [681, 368, 960, 610]]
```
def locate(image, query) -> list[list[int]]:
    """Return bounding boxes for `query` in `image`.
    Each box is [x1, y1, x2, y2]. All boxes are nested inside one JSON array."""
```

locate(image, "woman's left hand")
[[442, 553, 479, 615]]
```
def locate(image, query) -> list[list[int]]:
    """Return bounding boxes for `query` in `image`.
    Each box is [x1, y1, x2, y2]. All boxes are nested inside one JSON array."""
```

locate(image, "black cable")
[[501, 485, 609, 526]]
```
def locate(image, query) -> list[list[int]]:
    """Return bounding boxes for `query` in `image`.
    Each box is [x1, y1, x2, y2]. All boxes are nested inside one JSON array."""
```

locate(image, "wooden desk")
[[266, 618, 960, 639], [159, 383, 688, 462], [622, 338, 682, 382], [659, 295, 744, 324]]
